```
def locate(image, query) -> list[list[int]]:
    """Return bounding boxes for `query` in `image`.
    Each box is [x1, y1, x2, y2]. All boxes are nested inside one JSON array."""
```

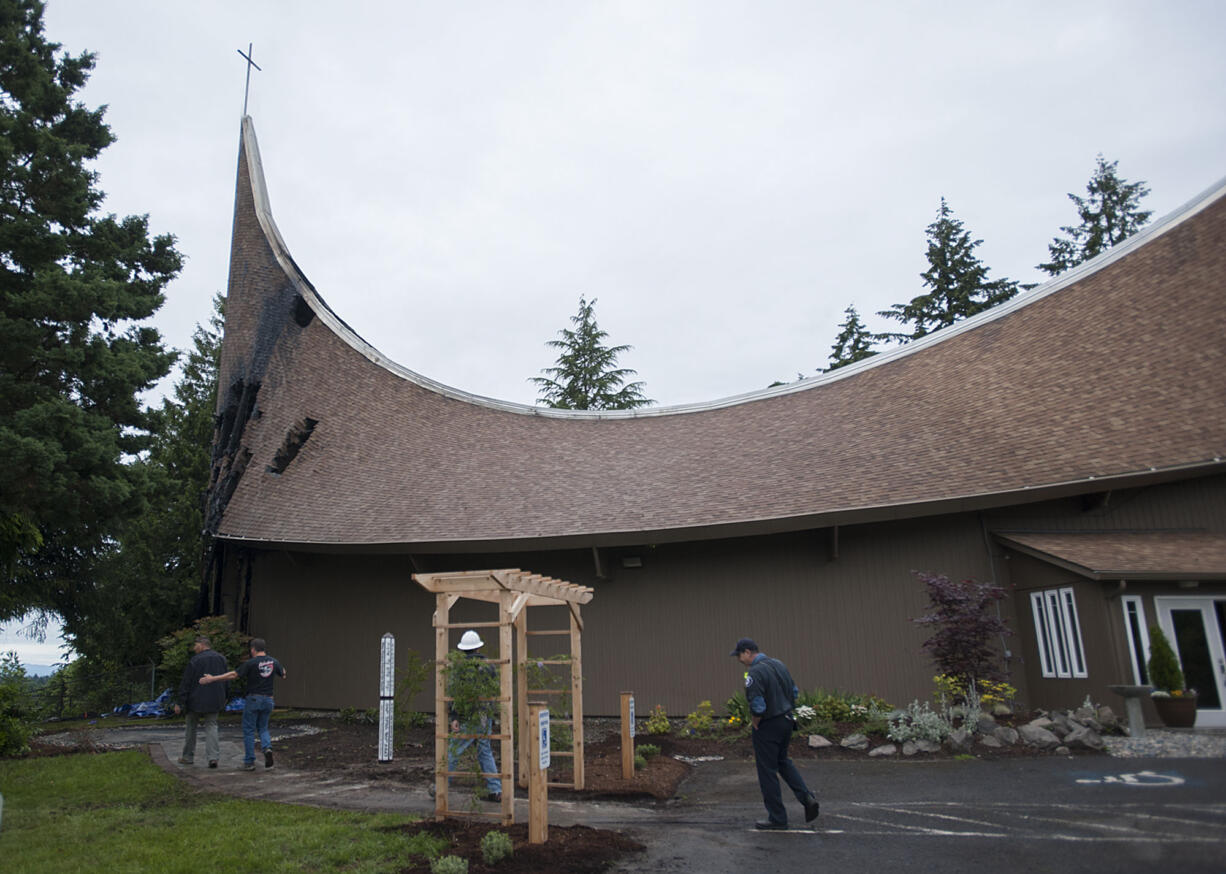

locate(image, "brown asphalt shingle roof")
[[995, 532, 1226, 580], [211, 119, 1226, 550]]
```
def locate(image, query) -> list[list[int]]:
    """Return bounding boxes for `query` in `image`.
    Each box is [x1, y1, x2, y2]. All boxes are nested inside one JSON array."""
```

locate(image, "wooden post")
[[570, 605, 584, 789], [529, 702, 548, 844], [620, 691, 635, 780], [498, 591, 514, 823], [516, 609, 529, 789], [433, 594, 450, 819]]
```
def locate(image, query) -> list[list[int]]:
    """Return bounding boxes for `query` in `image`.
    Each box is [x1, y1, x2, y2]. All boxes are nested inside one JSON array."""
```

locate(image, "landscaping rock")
[[991, 703, 1013, 717], [992, 726, 1019, 746], [902, 741, 918, 756], [976, 714, 998, 734], [840, 733, 869, 751], [978, 735, 1002, 748], [1064, 725, 1105, 751], [945, 729, 972, 753], [869, 744, 897, 757], [914, 739, 942, 753], [1055, 745, 1070, 756], [807, 734, 833, 749], [1019, 723, 1061, 749], [1096, 706, 1119, 729], [1028, 716, 1054, 730]]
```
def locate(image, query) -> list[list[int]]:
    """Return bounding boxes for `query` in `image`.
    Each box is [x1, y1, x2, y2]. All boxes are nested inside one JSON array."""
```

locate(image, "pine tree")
[[0, 0, 182, 621], [1038, 155, 1151, 276], [878, 199, 1018, 344], [824, 305, 877, 371], [531, 296, 652, 410]]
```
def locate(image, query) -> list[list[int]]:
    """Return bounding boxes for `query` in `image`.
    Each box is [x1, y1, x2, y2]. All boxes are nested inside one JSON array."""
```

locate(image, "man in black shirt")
[[202, 638, 286, 771], [174, 636, 228, 768]]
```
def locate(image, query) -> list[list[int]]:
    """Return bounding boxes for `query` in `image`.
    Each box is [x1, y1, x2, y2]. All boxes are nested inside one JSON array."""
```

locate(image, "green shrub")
[[480, 830, 514, 865], [887, 699, 952, 743], [636, 743, 660, 759], [396, 649, 432, 731], [338, 706, 377, 725], [633, 753, 647, 770], [157, 617, 250, 696], [1146, 625, 1186, 692], [0, 652, 33, 756], [444, 651, 500, 725], [641, 704, 671, 735], [430, 855, 469, 874], [724, 693, 751, 731], [684, 700, 717, 737]]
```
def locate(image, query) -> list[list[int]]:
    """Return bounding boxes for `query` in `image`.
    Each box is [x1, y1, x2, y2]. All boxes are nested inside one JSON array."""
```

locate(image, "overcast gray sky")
[[6, 1, 1226, 667]]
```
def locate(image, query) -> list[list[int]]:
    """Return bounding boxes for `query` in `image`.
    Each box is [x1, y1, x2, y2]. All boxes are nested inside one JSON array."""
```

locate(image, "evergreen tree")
[[531, 296, 652, 410], [878, 198, 1018, 344], [824, 304, 877, 371], [68, 297, 222, 665], [0, 0, 182, 622], [1038, 155, 1151, 276]]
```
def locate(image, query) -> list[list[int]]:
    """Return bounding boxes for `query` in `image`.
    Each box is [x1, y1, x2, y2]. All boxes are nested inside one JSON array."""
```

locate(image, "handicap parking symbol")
[[1074, 769, 1185, 786]]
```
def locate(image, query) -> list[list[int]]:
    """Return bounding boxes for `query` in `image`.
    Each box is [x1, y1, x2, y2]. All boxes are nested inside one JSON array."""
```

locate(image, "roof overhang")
[[994, 531, 1226, 581]]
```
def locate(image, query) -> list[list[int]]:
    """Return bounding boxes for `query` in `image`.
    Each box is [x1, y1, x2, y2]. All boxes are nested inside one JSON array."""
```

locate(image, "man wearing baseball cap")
[[731, 637, 820, 829]]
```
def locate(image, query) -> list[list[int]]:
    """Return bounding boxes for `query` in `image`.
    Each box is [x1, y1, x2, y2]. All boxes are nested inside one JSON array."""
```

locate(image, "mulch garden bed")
[[393, 820, 644, 874]]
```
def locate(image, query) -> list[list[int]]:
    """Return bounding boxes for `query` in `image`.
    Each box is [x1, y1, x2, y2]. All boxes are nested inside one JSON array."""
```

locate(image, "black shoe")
[[755, 820, 788, 830], [487, 792, 502, 803], [264, 749, 274, 769], [804, 793, 820, 822], [208, 761, 218, 769]]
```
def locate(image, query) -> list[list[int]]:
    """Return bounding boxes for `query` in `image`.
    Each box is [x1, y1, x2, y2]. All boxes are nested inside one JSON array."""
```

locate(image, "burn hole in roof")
[[267, 417, 319, 475], [292, 294, 315, 328]]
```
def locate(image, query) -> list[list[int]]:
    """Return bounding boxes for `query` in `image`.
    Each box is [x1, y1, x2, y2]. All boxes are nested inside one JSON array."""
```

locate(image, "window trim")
[[1030, 586, 1088, 679], [1121, 595, 1151, 685]]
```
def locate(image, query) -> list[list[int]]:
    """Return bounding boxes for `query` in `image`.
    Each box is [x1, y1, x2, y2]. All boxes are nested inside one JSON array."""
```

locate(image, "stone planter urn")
[[1151, 693, 1198, 728]]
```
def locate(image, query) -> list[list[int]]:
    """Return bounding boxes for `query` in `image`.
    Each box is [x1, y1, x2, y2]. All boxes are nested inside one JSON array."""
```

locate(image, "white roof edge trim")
[[240, 118, 1226, 421]]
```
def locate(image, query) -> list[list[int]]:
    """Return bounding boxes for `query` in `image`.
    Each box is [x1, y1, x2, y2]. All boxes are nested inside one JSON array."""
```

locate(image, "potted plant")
[[1147, 625, 1197, 728]]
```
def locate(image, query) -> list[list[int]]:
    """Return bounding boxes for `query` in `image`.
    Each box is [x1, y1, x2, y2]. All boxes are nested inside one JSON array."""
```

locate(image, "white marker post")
[[378, 633, 395, 762], [529, 702, 549, 844], [620, 692, 635, 779]]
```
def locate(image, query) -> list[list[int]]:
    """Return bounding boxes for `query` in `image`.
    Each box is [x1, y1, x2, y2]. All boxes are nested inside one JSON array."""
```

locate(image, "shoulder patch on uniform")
[[744, 674, 754, 689]]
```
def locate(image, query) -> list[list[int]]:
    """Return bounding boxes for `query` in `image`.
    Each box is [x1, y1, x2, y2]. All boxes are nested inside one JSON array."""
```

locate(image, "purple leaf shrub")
[[911, 571, 1012, 685]]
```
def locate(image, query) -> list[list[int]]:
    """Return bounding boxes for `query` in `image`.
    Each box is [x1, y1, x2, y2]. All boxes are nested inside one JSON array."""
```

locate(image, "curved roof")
[[211, 118, 1226, 551]]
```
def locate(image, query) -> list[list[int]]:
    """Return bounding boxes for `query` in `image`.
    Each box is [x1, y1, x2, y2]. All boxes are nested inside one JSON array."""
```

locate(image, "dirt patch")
[[394, 820, 643, 874]]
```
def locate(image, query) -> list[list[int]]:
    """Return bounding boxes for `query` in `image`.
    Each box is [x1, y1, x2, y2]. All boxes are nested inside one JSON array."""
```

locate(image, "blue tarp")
[[121, 688, 174, 718]]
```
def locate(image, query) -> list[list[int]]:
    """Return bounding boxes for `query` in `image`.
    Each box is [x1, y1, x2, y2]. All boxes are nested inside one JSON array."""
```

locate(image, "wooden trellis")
[[413, 569, 594, 824]]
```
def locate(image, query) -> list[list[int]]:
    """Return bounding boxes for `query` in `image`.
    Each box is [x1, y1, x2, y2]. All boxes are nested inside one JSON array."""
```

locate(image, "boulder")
[[978, 735, 1003, 748], [1055, 745, 1070, 756], [992, 726, 1019, 746], [902, 741, 918, 756], [1028, 716, 1054, 730], [914, 739, 942, 753], [976, 714, 998, 734], [1064, 725, 1105, 751], [1019, 723, 1061, 749], [869, 744, 897, 757], [840, 733, 869, 751], [991, 702, 1013, 717], [1096, 706, 1119, 729], [808, 734, 833, 748], [945, 729, 972, 753]]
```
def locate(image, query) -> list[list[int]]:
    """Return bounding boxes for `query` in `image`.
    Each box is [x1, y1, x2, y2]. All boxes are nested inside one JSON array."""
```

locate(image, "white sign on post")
[[629, 696, 635, 738], [539, 708, 550, 770]]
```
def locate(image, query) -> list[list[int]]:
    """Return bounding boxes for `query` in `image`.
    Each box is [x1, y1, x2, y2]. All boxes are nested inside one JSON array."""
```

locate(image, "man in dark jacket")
[[174, 636, 228, 768], [731, 637, 820, 830]]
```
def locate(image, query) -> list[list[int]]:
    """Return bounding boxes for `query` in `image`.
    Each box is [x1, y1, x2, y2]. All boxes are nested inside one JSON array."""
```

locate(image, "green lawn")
[[0, 750, 442, 873]]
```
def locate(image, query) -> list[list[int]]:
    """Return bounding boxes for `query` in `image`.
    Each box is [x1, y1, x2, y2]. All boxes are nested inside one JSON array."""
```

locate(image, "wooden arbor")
[[413, 569, 594, 823]]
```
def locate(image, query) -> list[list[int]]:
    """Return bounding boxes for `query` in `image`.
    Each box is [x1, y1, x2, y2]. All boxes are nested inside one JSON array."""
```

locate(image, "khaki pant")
[[182, 711, 220, 764]]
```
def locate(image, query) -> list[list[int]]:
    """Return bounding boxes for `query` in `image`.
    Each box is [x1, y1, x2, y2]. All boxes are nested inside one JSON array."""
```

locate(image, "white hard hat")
[[457, 630, 484, 650]]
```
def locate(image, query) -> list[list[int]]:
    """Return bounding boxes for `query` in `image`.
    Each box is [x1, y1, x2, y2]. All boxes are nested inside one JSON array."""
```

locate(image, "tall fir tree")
[[877, 198, 1018, 344], [531, 296, 652, 410], [67, 297, 223, 665], [0, 0, 182, 622], [1038, 155, 1152, 276], [825, 304, 877, 371]]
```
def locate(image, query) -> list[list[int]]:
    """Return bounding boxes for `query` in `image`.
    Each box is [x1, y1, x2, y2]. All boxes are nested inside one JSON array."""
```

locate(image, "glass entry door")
[[1154, 597, 1226, 728]]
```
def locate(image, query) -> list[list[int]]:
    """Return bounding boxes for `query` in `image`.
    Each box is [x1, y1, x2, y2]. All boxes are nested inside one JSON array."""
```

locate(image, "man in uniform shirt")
[[731, 637, 820, 830]]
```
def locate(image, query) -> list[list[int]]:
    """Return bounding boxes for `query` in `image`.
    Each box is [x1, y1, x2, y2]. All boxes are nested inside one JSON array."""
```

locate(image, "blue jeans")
[[242, 694, 274, 765], [448, 717, 502, 795]]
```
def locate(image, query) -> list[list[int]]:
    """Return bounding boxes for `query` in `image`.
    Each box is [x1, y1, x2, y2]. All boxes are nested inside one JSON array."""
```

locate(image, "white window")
[[1030, 587, 1088, 678], [1121, 595, 1151, 685]]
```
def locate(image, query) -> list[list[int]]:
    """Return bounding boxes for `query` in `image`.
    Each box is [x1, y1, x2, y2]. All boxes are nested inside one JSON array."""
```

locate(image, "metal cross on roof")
[[236, 43, 262, 117]]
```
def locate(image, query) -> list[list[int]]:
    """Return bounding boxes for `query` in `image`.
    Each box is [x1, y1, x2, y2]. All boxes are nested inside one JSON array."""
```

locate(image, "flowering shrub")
[[933, 674, 1016, 714], [887, 699, 952, 743], [641, 704, 671, 735], [685, 700, 717, 736], [796, 689, 891, 726]]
